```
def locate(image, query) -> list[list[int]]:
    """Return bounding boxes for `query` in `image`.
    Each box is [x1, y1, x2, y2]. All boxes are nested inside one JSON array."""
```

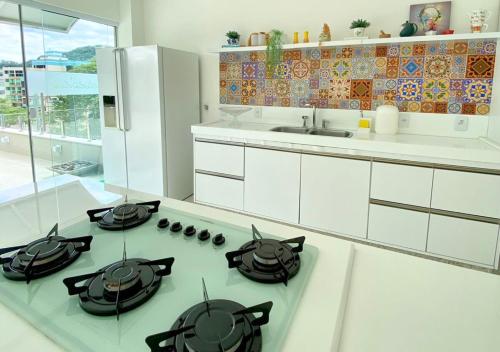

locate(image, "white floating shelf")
[[210, 32, 500, 53]]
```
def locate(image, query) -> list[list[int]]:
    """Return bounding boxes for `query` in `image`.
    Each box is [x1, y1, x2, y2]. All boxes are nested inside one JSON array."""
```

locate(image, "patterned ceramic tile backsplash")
[[219, 39, 497, 115]]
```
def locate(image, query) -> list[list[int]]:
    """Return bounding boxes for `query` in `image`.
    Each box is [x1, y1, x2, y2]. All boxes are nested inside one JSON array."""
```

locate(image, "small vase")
[[227, 38, 239, 46], [353, 27, 366, 37]]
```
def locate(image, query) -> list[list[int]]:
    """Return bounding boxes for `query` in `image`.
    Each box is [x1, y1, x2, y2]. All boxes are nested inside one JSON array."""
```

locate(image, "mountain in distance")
[[0, 45, 105, 69]]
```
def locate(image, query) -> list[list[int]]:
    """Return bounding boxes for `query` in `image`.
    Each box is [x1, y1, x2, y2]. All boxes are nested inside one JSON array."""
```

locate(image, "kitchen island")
[[1, 197, 500, 351]]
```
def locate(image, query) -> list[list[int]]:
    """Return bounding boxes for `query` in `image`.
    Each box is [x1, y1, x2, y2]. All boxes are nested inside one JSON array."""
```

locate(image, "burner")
[[0, 224, 92, 283], [225, 225, 305, 285], [63, 256, 174, 318], [145, 279, 272, 352], [87, 200, 160, 231]]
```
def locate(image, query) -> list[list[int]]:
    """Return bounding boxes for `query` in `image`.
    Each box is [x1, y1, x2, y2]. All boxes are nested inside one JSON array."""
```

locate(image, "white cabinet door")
[[300, 154, 370, 238], [195, 173, 243, 210], [427, 214, 499, 266], [371, 162, 433, 207], [244, 147, 301, 223], [432, 170, 500, 218], [194, 141, 244, 177], [368, 204, 429, 251]]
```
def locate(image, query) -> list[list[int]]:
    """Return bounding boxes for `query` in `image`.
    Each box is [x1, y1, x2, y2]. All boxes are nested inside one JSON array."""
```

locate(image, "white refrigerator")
[[96, 45, 199, 200]]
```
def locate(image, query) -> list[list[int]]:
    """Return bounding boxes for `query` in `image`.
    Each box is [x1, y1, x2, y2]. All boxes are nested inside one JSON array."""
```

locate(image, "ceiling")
[[0, 1, 77, 33]]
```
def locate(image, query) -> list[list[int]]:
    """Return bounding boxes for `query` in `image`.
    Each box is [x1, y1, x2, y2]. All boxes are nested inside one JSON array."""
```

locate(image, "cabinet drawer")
[[195, 173, 243, 210], [427, 214, 499, 266], [194, 141, 244, 177], [431, 170, 500, 218], [371, 162, 433, 207], [368, 204, 429, 251]]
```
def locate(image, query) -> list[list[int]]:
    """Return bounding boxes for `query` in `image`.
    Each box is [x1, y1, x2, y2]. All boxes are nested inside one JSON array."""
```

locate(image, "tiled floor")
[[0, 150, 53, 192]]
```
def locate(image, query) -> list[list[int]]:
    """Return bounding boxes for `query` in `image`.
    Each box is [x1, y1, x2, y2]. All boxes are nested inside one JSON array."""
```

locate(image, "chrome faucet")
[[304, 103, 317, 129]]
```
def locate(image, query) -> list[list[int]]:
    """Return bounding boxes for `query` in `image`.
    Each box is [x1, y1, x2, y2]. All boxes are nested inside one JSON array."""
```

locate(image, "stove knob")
[[212, 233, 225, 246], [157, 218, 169, 229], [184, 225, 196, 237], [170, 222, 182, 233], [198, 229, 211, 241]]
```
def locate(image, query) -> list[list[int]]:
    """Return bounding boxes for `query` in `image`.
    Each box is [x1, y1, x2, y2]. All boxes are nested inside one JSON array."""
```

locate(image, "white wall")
[[141, 0, 500, 125], [117, 0, 145, 47], [30, 0, 120, 23]]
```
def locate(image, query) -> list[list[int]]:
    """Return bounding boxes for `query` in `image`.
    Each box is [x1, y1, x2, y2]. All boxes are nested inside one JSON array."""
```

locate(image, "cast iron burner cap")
[[157, 218, 170, 229], [145, 279, 272, 352], [87, 201, 160, 231], [184, 225, 196, 237], [1, 224, 92, 283], [63, 256, 174, 318], [170, 222, 182, 233], [198, 229, 211, 241], [112, 203, 139, 221], [212, 233, 225, 246], [225, 225, 305, 285]]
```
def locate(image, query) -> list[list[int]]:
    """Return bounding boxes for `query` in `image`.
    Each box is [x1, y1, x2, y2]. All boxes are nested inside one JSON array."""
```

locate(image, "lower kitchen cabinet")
[[195, 173, 243, 210], [427, 214, 499, 266], [300, 154, 370, 238], [244, 147, 301, 223], [368, 204, 429, 251]]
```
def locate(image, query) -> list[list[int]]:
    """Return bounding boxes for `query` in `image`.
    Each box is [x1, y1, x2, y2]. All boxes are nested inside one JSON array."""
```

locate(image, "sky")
[[0, 19, 114, 62]]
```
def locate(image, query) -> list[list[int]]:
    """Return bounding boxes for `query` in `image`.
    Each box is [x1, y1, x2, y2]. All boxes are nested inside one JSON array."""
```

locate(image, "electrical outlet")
[[399, 115, 410, 128], [454, 115, 468, 131], [0, 136, 10, 144]]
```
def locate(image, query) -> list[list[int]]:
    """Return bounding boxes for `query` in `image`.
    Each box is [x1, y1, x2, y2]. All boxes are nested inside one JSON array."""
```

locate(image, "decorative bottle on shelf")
[[303, 31, 309, 43], [293, 32, 299, 44]]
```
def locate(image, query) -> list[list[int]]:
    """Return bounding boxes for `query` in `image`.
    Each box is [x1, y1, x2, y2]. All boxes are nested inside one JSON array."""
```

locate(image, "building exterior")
[[2, 67, 25, 106], [31, 51, 86, 71]]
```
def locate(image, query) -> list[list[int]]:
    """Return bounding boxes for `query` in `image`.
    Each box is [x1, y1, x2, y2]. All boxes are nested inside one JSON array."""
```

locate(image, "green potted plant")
[[266, 29, 284, 75], [225, 31, 240, 46], [350, 19, 370, 37]]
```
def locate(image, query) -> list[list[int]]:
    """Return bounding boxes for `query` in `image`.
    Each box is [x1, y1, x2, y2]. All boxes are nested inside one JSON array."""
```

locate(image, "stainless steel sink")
[[308, 129, 353, 138], [270, 126, 309, 134], [270, 126, 352, 138]]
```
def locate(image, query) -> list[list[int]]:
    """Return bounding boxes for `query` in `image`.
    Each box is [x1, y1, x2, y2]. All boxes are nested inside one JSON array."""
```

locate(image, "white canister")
[[375, 105, 399, 134]]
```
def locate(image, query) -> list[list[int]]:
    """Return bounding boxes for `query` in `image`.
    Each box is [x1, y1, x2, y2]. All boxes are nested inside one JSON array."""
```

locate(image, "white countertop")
[[1, 197, 500, 351], [192, 120, 500, 169]]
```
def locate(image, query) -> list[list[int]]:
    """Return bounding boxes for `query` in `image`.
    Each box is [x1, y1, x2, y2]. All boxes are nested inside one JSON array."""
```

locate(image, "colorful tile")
[[352, 57, 375, 79], [466, 55, 495, 78], [397, 79, 423, 101], [219, 39, 495, 115], [400, 57, 424, 78], [422, 79, 449, 102], [350, 79, 373, 99], [329, 79, 351, 100], [463, 79, 493, 103], [424, 55, 451, 78]]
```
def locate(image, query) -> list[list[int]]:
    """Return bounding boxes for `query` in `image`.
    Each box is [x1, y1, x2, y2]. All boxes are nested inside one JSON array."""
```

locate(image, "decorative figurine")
[[379, 30, 391, 38], [319, 23, 332, 42]]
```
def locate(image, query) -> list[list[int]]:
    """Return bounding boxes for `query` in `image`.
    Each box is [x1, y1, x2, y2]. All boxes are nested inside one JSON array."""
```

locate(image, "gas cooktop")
[[0, 204, 318, 352]]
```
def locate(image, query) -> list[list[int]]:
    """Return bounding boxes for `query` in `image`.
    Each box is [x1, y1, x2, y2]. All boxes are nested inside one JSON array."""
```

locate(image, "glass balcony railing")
[[0, 107, 101, 140]]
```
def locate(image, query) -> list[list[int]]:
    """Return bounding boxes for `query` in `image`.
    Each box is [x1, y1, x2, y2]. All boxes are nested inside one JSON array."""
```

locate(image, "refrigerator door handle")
[[113, 48, 123, 131], [116, 48, 129, 131]]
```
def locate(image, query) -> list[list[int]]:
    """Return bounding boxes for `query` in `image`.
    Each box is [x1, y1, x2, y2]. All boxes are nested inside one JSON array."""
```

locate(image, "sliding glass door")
[[0, 1, 117, 241]]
